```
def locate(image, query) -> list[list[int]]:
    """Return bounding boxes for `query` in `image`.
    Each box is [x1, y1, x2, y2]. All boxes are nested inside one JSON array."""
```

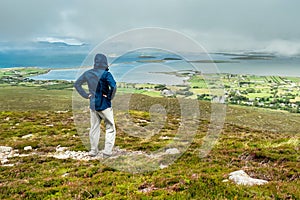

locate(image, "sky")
[[1, 0, 300, 55]]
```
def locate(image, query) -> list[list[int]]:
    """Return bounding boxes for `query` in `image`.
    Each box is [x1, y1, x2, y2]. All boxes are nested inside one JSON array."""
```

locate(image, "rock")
[[165, 148, 180, 154], [8, 152, 18, 158], [0, 146, 12, 153], [138, 119, 149, 123], [18, 154, 30, 157], [191, 173, 199, 179], [22, 134, 33, 139], [138, 184, 158, 193], [24, 146, 33, 151], [228, 170, 268, 186], [1, 158, 9, 164], [2, 164, 14, 167], [159, 136, 171, 140], [139, 187, 157, 193], [53, 153, 70, 159], [55, 110, 69, 114], [159, 164, 168, 169], [56, 145, 68, 152]]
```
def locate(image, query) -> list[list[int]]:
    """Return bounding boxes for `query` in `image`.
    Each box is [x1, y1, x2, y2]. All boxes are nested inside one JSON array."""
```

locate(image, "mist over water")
[[1, 47, 300, 83]]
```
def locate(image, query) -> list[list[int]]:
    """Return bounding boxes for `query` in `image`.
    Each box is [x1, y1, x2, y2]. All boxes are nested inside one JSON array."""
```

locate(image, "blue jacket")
[[74, 54, 117, 111]]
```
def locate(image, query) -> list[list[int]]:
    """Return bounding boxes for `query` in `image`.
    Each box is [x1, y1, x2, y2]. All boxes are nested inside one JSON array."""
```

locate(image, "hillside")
[[0, 85, 299, 199]]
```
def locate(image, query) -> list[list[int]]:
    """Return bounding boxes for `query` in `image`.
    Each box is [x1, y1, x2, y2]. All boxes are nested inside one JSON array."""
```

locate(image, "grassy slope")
[[0, 86, 299, 199]]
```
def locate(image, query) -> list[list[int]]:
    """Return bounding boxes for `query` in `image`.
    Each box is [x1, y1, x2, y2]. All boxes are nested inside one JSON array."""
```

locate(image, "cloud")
[[0, 0, 67, 40], [263, 39, 300, 56], [1, 0, 300, 52], [36, 37, 85, 46]]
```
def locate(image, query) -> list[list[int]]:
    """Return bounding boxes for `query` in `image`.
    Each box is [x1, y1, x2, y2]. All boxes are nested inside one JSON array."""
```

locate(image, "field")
[[190, 73, 300, 113], [0, 80, 299, 199], [113, 71, 300, 113]]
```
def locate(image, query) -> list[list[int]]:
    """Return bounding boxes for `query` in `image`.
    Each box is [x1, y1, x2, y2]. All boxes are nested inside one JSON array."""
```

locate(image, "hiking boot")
[[88, 150, 99, 157], [101, 151, 112, 158]]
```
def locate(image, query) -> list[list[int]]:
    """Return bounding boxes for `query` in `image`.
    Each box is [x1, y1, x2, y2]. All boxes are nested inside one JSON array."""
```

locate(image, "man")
[[74, 53, 117, 157]]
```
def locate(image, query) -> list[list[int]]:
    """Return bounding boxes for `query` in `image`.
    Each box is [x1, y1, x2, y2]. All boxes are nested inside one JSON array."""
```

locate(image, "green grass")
[[0, 67, 49, 78], [0, 110, 299, 199], [0, 85, 299, 199], [285, 77, 300, 83], [141, 90, 162, 97], [116, 88, 161, 98], [188, 75, 207, 88], [0, 85, 72, 111], [246, 92, 271, 99]]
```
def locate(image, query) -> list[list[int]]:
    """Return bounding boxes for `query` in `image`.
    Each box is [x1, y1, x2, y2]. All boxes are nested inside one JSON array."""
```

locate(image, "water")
[[0, 50, 87, 69], [217, 56, 300, 77], [30, 62, 191, 85], [1, 48, 300, 85]]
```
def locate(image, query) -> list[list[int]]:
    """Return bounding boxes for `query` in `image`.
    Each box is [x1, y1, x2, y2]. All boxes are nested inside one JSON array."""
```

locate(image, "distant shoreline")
[[3, 66, 299, 80], [26, 67, 190, 85]]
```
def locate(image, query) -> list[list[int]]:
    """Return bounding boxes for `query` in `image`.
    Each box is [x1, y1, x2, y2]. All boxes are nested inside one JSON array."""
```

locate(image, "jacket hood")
[[94, 53, 109, 70]]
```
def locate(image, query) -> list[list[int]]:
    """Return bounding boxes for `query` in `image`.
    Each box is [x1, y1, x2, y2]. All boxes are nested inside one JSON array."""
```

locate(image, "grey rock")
[[22, 134, 33, 139], [2, 164, 14, 167], [24, 146, 33, 151], [165, 148, 180, 154], [0, 146, 12, 153], [1, 158, 9, 164], [228, 170, 268, 186]]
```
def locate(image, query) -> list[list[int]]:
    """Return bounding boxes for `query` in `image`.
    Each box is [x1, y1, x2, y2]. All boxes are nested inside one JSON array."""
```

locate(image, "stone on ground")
[[228, 170, 268, 186]]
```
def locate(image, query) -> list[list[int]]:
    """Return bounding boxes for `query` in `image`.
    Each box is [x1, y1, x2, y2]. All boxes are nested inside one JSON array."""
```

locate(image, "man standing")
[[74, 53, 117, 157]]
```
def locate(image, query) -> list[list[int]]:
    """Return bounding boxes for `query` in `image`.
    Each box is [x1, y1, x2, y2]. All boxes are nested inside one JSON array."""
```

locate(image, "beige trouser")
[[89, 108, 116, 155]]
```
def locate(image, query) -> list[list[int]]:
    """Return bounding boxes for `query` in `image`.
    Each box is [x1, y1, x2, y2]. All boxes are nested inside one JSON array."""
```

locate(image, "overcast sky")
[[1, 0, 300, 54]]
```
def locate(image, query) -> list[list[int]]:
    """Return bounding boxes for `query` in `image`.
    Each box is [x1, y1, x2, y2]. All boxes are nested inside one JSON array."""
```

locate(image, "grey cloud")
[[1, 0, 300, 52], [0, 0, 73, 41]]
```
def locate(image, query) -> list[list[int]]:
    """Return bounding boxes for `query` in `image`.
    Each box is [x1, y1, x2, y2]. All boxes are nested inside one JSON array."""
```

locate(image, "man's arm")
[[106, 72, 117, 100], [74, 73, 90, 99]]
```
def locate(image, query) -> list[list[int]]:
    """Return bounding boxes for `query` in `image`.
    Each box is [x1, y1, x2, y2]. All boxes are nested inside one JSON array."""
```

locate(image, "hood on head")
[[94, 53, 109, 70]]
